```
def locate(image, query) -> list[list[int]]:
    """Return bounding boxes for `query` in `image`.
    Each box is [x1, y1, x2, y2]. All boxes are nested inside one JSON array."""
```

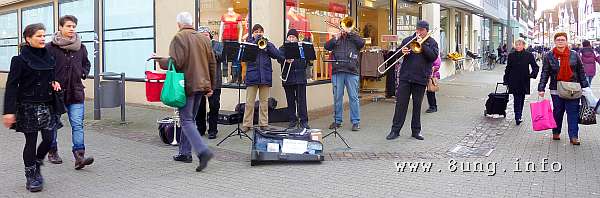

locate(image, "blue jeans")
[[551, 95, 580, 139], [178, 92, 210, 156], [51, 103, 85, 152], [332, 72, 360, 124]]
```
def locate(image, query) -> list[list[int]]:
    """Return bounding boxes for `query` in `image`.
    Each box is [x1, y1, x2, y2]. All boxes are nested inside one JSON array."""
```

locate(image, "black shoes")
[[516, 119, 523, 125], [352, 124, 361, 131], [425, 107, 438, 113], [411, 133, 425, 140], [300, 122, 311, 129], [208, 133, 217, 139], [24, 165, 43, 192], [196, 151, 214, 172], [288, 121, 298, 129], [386, 131, 400, 140], [173, 154, 193, 163], [329, 122, 341, 129]]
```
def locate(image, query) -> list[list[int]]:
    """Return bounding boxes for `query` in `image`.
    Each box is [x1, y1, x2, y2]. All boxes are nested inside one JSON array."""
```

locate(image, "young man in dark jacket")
[[386, 20, 439, 141], [45, 15, 94, 169], [195, 26, 223, 140], [278, 29, 310, 129], [324, 22, 365, 131]]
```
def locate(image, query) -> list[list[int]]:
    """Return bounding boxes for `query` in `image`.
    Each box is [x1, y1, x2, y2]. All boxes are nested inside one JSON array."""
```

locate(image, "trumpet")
[[257, 36, 268, 49], [377, 27, 439, 74]]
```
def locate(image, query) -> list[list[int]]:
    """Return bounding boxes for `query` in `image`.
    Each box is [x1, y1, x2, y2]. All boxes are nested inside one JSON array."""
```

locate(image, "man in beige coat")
[[153, 12, 216, 172]]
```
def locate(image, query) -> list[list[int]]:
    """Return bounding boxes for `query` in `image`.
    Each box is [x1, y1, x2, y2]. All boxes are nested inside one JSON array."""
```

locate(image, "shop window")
[[440, 9, 448, 56], [396, 1, 420, 40], [59, 0, 96, 76], [198, 0, 249, 86], [22, 3, 54, 42], [0, 11, 17, 71], [103, 0, 154, 79], [285, 0, 350, 82]]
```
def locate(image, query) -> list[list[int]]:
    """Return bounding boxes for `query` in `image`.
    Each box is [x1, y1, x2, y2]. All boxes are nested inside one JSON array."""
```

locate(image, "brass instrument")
[[280, 59, 293, 81], [257, 36, 268, 49], [377, 27, 439, 74], [324, 16, 358, 34]]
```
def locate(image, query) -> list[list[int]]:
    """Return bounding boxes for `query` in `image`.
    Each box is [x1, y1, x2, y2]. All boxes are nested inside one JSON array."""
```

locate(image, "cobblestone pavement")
[[1, 64, 600, 197]]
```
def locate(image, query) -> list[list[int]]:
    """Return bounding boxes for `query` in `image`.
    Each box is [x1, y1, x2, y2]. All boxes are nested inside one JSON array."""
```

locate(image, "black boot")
[[196, 151, 214, 172], [35, 160, 44, 184], [411, 132, 424, 140], [386, 131, 400, 140], [24, 166, 43, 192]]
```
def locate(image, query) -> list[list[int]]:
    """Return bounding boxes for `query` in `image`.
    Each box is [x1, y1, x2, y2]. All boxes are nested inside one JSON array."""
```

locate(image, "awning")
[[0, 0, 25, 7]]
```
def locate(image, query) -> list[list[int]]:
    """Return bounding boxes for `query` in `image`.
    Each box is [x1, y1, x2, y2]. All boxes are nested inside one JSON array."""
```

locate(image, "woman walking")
[[503, 38, 539, 125], [538, 32, 589, 145], [3, 23, 63, 192], [579, 40, 600, 86], [425, 56, 441, 113]]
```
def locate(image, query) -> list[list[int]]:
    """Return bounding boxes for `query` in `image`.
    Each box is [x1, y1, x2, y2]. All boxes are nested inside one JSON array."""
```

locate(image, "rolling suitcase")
[[484, 83, 509, 117]]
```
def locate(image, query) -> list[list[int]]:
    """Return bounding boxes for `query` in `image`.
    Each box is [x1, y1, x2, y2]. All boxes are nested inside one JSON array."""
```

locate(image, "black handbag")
[[52, 90, 67, 115], [579, 96, 597, 125]]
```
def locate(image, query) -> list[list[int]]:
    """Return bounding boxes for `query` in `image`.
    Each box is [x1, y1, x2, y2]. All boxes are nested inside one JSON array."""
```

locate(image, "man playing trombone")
[[277, 29, 310, 129], [324, 17, 365, 131], [385, 20, 439, 141]]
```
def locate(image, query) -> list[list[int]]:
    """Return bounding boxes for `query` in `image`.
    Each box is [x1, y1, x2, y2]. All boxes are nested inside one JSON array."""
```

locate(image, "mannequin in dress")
[[219, 8, 243, 84]]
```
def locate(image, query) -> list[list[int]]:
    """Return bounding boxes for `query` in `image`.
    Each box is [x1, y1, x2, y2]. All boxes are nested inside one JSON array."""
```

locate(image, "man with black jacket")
[[386, 20, 439, 141], [324, 24, 365, 131]]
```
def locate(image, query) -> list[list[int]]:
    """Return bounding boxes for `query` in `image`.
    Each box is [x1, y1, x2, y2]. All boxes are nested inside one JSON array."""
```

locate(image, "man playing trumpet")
[[386, 20, 439, 141], [324, 17, 365, 131]]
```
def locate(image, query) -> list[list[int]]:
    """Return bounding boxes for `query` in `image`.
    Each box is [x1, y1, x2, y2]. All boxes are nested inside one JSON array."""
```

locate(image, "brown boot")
[[47, 148, 63, 164], [73, 150, 94, 170]]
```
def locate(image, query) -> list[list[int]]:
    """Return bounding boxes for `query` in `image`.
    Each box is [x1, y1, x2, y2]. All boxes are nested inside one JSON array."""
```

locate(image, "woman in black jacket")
[[3, 23, 62, 192], [278, 29, 310, 129], [503, 38, 539, 125]]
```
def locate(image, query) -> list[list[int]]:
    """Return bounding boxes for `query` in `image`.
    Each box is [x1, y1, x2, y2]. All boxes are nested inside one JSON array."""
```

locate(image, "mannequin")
[[286, 6, 311, 40], [219, 8, 243, 84]]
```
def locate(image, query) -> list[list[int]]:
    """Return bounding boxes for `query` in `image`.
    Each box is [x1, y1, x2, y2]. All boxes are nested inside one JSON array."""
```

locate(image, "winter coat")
[[503, 50, 539, 94], [431, 56, 441, 79], [277, 45, 307, 85], [396, 33, 439, 86], [538, 50, 589, 92], [579, 47, 600, 77], [244, 36, 283, 86], [324, 33, 365, 75], [158, 28, 217, 96], [46, 42, 91, 105]]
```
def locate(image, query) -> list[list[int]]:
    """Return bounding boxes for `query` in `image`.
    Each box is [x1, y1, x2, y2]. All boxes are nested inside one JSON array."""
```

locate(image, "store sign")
[[381, 35, 398, 43]]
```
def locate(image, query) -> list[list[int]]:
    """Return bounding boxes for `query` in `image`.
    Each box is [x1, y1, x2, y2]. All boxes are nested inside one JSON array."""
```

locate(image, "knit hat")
[[287, 29, 299, 39], [416, 20, 429, 30]]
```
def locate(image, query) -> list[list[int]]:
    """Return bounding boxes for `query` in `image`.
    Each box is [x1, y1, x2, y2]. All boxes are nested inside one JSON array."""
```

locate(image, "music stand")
[[217, 42, 259, 146]]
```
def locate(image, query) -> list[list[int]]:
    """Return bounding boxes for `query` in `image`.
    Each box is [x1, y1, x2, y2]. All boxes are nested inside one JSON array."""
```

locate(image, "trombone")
[[324, 16, 358, 34], [280, 41, 312, 82], [377, 27, 439, 74]]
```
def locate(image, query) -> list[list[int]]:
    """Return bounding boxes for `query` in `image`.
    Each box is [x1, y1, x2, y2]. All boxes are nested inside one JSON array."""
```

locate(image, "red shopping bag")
[[530, 99, 557, 131]]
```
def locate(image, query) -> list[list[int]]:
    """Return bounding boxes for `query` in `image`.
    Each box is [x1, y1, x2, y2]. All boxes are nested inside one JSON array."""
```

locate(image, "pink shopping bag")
[[530, 99, 557, 131]]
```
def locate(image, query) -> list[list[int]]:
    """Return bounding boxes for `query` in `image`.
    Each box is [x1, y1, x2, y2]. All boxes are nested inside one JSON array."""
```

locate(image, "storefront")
[[0, 0, 483, 112]]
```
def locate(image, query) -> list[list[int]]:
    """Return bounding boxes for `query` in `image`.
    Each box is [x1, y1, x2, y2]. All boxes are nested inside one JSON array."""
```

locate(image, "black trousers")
[[284, 84, 308, 124], [196, 89, 221, 135], [426, 91, 437, 108], [23, 130, 53, 167], [391, 81, 426, 134], [513, 93, 525, 121], [385, 68, 396, 98]]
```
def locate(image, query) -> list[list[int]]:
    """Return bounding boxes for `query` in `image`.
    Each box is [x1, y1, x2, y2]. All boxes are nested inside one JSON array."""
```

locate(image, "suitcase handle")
[[495, 82, 508, 94]]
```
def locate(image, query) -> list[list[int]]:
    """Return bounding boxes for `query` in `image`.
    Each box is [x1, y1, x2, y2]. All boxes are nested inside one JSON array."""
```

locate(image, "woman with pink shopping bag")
[[530, 99, 557, 131], [537, 32, 589, 145]]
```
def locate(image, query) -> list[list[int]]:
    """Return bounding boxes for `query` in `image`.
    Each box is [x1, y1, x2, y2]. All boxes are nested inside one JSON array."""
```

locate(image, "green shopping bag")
[[160, 59, 187, 108]]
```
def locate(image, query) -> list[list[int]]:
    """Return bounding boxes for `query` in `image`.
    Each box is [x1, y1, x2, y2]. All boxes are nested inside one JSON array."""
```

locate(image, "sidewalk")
[[1, 64, 600, 197]]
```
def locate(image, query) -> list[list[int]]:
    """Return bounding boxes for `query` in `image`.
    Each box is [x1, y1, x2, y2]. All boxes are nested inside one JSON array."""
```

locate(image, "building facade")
[[0, 0, 483, 112]]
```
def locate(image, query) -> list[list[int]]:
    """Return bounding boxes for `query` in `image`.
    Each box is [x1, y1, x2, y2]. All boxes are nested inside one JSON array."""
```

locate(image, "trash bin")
[[100, 80, 121, 108], [99, 72, 125, 108]]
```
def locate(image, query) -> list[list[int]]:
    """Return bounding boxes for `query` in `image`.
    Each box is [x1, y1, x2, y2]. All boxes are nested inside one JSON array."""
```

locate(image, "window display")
[[198, 0, 249, 85], [285, 0, 350, 81]]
